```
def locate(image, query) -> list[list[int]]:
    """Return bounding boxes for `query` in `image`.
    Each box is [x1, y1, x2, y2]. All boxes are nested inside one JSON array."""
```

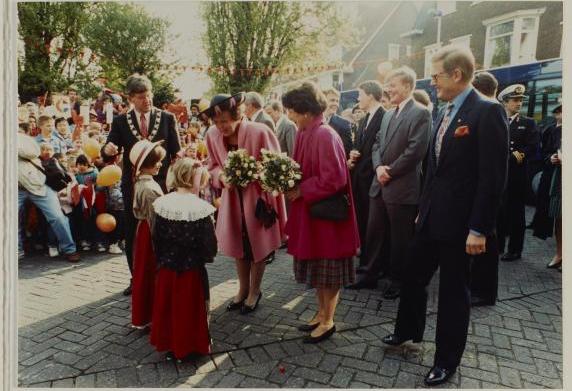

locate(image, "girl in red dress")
[[129, 140, 166, 328], [150, 158, 217, 361]]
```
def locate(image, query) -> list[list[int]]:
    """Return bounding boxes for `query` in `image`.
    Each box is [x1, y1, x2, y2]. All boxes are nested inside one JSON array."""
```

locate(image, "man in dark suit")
[[497, 84, 540, 262], [348, 80, 385, 265], [348, 80, 385, 252], [245, 91, 275, 132], [470, 71, 501, 306], [264, 100, 297, 157], [347, 68, 431, 298], [382, 46, 508, 386], [101, 74, 181, 295], [323, 88, 353, 158]]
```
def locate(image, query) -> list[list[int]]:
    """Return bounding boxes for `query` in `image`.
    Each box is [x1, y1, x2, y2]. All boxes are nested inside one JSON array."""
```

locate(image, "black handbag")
[[255, 196, 278, 228], [309, 192, 350, 221], [27, 158, 72, 192]]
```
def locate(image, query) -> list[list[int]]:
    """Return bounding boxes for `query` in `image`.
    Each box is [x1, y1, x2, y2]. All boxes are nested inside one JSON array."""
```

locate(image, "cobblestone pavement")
[[18, 217, 562, 388]]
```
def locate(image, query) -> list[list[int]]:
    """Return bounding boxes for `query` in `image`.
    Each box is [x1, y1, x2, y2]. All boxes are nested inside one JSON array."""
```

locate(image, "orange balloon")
[[83, 138, 101, 159], [96, 164, 122, 186], [96, 213, 116, 233]]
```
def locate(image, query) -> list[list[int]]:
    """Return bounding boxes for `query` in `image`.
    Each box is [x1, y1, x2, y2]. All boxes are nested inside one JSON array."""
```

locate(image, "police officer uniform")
[[497, 84, 540, 261]]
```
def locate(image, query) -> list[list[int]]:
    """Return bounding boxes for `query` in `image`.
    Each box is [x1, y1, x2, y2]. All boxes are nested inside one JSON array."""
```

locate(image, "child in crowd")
[[184, 121, 201, 146], [55, 116, 74, 153], [102, 154, 124, 255], [130, 140, 166, 328], [150, 158, 216, 361], [73, 154, 104, 252]]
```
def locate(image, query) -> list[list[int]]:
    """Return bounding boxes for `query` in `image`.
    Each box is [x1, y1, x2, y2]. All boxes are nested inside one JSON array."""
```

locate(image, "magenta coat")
[[206, 119, 287, 263], [286, 114, 360, 260]]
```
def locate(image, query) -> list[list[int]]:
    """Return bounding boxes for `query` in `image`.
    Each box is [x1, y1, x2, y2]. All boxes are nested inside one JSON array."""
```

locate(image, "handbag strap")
[[22, 157, 47, 175]]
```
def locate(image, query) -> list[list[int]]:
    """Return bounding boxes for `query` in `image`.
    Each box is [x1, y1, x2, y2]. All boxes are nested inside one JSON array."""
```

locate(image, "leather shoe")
[[547, 259, 562, 269], [424, 366, 456, 386], [226, 297, 246, 311], [303, 325, 336, 344], [382, 334, 420, 346], [298, 322, 320, 332], [240, 292, 262, 314], [383, 287, 400, 300], [501, 252, 521, 262], [471, 296, 495, 307], [346, 278, 377, 290], [123, 282, 132, 296]]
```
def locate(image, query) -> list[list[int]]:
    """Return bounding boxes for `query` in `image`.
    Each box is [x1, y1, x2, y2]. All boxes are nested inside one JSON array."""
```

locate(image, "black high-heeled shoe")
[[240, 292, 262, 314], [226, 297, 246, 311], [303, 325, 336, 344], [298, 322, 320, 332]]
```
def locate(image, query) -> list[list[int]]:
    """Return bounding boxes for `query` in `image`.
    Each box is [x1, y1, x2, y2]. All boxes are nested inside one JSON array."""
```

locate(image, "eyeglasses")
[[430, 72, 450, 82]]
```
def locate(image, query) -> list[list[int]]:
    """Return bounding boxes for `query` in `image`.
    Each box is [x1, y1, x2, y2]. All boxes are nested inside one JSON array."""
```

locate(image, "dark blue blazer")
[[329, 114, 353, 158], [417, 89, 509, 241]]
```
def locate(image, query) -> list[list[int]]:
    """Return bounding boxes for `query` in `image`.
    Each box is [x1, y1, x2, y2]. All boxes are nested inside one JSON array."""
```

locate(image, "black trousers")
[[394, 230, 471, 370], [122, 186, 136, 275], [470, 234, 499, 303], [361, 196, 417, 284], [497, 165, 527, 254]]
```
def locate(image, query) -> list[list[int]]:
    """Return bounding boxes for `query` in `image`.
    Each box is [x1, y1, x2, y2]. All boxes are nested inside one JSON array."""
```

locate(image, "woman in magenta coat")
[[203, 93, 286, 314], [283, 82, 360, 343]]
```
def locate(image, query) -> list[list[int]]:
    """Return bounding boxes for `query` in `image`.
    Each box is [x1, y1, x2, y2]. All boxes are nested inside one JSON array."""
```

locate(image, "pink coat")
[[286, 115, 360, 260], [206, 119, 286, 263]]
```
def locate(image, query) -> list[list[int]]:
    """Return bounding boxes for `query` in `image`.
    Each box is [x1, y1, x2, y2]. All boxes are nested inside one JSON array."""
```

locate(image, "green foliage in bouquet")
[[258, 149, 302, 196], [223, 149, 258, 188]]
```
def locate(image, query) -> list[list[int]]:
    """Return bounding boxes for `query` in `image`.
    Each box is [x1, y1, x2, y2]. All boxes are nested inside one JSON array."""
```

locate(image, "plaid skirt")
[[293, 258, 355, 289]]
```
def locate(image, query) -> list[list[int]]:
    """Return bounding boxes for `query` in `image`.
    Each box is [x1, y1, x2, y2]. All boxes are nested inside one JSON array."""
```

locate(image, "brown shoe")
[[65, 252, 81, 263]]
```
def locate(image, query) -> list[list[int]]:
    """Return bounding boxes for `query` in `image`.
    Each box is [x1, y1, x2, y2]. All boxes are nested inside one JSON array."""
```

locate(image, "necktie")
[[358, 113, 370, 145], [435, 103, 454, 161], [140, 112, 148, 138]]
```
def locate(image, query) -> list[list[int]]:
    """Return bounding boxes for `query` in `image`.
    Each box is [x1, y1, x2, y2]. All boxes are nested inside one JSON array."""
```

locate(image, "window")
[[449, 35, 471, 50], [388, 44, 400, 61], [436, 1, 456, 16], [424, 43, 441, 78], [483, 9, 545, 68]]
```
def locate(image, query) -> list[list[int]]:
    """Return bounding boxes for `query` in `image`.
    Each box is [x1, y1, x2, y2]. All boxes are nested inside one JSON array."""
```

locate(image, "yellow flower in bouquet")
[[257, 149, 302, 196], [223, 149, 258, 187]]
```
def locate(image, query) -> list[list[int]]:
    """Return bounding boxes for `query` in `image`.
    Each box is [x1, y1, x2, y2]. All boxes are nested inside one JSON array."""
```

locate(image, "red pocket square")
[[454, 125, 470, 138]]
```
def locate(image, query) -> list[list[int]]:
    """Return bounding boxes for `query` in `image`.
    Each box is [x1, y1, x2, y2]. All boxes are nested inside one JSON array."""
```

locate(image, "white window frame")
[[436, 1, 456, 16], [388, 43, 400, 61], [483, 8, 545, 68], [449, 34, 472, 50], [424, 43, 442, 78]]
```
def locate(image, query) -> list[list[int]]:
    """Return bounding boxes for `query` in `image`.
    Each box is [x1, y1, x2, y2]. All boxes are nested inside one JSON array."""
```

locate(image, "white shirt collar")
[[395, 97, 413, 117]]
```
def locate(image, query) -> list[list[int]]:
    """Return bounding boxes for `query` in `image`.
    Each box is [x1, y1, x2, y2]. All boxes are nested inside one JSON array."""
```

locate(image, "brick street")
[[18, 214, 562, 388]]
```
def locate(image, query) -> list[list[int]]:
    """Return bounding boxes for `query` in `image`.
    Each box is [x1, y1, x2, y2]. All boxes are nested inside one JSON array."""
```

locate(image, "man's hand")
[[550, 153, 562, 165], [376, 165, 392, 186], [512, 151, 525, 164], [103, 142, 119, 157], [349, 149, 361, 162], [285, 187, 301, 201], [347, 159, 355, 170], [466, 233, 486, 255]]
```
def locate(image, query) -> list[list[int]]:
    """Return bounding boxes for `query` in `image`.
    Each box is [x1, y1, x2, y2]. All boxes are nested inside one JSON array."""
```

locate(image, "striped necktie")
[[435, 103, 454, 161]]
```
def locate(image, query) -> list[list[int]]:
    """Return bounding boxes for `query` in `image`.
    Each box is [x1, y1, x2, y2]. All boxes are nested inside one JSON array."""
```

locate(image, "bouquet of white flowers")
[[222, 149, 258, 187], [257, 149, 302, 196]]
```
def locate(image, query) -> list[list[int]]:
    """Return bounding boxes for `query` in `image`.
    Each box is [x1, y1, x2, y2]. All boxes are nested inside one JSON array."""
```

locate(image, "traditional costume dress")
[[150, 191, 217, 359], [131, 174, 163, 328]]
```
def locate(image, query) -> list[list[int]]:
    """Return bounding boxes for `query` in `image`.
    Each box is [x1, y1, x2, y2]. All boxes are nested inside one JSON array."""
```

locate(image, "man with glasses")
[[496, 84, 539, 262], [382, 46, 508, 386]]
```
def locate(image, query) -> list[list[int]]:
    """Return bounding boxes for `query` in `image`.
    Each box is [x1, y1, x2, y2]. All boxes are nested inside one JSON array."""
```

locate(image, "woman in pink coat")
[[283, 82, 359, 343], [203, 93, 286, 314]]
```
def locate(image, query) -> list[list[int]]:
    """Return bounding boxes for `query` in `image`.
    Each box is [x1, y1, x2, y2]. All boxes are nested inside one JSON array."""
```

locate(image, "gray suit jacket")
[[255, 111, 276, 132], [276, 116, 297, 157], [369, 99, 431, 204]]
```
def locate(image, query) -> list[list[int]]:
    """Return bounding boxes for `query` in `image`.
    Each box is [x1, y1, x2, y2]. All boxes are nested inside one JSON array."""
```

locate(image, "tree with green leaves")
[[17, 2, 95, 100], [202, 1, 357, 94]]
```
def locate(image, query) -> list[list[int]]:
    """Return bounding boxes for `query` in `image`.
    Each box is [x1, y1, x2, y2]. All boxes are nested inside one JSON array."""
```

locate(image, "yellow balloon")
[[83, 138, 101, 159], [96, 164, 122, 187], [96, 213, 116, 233]]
